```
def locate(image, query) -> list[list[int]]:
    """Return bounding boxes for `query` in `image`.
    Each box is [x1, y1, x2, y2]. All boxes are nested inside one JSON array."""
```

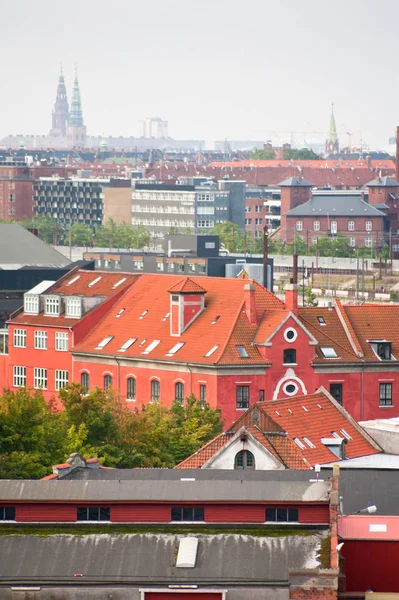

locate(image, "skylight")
[[112, 277, 127, 289], [204, 345, 219, 357], [211, 316, 221, 325], [117, 338, 137, 352], [142, 340, 161, 355], [320, 347, 338, 359], [139, 310, 148, 319], [67, 275, 81, 286], [88, 276, 102, 288], [236, 345, 249, 358], [166, 342, 185, 356], [317, 316, 326, 326], [95, 335, 113, 350], [303, 437, 315, 448], [293, 437, 306, 450], [340, 428, 352, 441], [116, 308, 125, 318]]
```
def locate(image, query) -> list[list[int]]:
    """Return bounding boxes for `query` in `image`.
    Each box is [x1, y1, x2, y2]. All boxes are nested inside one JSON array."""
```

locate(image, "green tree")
[[70, 223, 93, 247], [210, 221, 242, 252], [304, 287, 318, 306], [286, 234, 308, 256], [249, 148, 276, 160], [282, 148, 321, 160]]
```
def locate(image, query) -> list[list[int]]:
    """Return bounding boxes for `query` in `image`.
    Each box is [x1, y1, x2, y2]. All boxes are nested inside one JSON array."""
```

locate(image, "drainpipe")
[[115, 357, 121, 401], [360, 362, 365, 421], [69, 327, 74, 385], [186, 363, 193, 396]]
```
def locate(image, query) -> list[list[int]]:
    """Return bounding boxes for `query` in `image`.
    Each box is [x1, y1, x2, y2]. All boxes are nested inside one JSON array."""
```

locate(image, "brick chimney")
[[244, 283, 257, 325]]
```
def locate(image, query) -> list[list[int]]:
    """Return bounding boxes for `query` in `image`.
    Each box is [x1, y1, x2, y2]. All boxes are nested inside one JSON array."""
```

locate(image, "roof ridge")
[[334, 300, 364, 357]]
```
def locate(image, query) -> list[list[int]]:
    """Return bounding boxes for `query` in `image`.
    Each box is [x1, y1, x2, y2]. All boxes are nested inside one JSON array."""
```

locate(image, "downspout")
[[186, 363, 193, 396], [115, 357, 121, 401], [69, 328, 74, 384], [360, 361, 365, 421]]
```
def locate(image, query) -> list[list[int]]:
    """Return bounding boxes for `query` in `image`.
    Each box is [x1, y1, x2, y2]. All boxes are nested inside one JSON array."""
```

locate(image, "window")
[[313, 221, 320, 231], [317, 316, 326, 326], [320, 347, 338, 359], [0, 506, 15, 521], [13, 366, 26, 387], [255, 218, 262, 225], [81, 372, 89, 393], [236, 385, 249, 409], [283, 382, 298, 396], [200, 384, 207, 404], [236, 345, 249, 358], [13, 329, 26, 348], [65, 297, 82, 318], [127, 377, 136, 400], [151, 379, 160, 402], [283, 348, 296, 364], [55, 332, 69, 351], [134, 261, 144, 271], [55, 370, 68, 391], [369, 341, 392, 360], [259, 389, 265, 402], [366, 221, 372, 232], [156, 262, 164, 271], [95, 336, 113, 350], [103, 374, 112, 390], [175, 382, 184, 404], [303, 437, 315, 448], [205, 345, 219, 357], [284, 328, 297, 342], [34, 330, 47, 350], [0, 330, 8, 354], [34, 367, 47, 389], [77, 507, 110, 521], [266, 507, 299, 522], [349, 237, 356, 247], [44, 296, 61, 316], [330, 221, 337, 234], [24, 294, 39, 314], [171, 507, 204, 522], [235, 450, 255, 469], [245, 218, 252, 225], [365, 236, 373, 248], [296, 221, 303, 231], [380, 383, 393, 406], [348, 221, 355, 232], [330, 383, 343, 405]]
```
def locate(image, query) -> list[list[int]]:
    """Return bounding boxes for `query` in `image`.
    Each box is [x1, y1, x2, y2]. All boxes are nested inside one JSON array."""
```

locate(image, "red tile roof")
[[176, 389, 381, 469], [73, 274, 285, 366], [168, 277, 207, 294]]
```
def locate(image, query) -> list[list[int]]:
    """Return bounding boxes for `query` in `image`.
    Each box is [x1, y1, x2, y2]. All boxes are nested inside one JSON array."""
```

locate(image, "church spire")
[[49, 66, 69, 137], [68, 66, 84, 127], [325, 103, 339, 156]]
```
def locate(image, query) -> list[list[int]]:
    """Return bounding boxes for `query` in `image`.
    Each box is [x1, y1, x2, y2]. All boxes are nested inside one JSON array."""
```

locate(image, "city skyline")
[[1, 0, 399, 149]]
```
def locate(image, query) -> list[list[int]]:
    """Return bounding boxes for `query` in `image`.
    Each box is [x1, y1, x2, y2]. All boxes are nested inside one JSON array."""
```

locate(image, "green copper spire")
[[328, 103, 338, 143], [69, 67, 84, 127]]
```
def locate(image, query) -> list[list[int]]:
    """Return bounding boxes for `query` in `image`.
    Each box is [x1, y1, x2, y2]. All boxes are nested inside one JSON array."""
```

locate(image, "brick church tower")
[[50, 67, 69, 137], [66, 68, 87, 147]]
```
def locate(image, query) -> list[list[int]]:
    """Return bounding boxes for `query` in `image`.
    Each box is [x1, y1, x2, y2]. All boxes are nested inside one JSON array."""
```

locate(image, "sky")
[[1, 0, 398, 149]]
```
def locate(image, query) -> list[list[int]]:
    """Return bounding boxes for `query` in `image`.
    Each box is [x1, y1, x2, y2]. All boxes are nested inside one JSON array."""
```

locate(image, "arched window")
[[103, 374, 112, 390], [175, 382, 184, 405], [81, 372, 89, 394], [235, 450, 255, 470], [151, 379, 160, 402], [127, 377, 136, 400]]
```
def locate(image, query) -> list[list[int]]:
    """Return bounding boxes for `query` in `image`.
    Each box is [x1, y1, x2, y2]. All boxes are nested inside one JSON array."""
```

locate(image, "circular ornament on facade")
[[283, 382, 298, 396], [252, 411, 260, 422], [284, 327, 298, 343]]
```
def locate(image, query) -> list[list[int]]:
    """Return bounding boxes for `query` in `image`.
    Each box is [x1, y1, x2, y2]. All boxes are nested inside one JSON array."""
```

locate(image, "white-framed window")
[[13, 366, 26, 387], [197, 220, 214, 228], [245, 218, 252, 225], [365, 236, 373, 248], [296, 221, 303, 231], [313, 221, 320, 231], [24, 294, 39, 315], [34, 367, 47, 389], [34, 330, 47, 350], [65, 297, 82, 318], [348, 221, 355, 232], [349, 237, 356, 247], [13, 329, 26, 348], [255, 218, 262, 225], [366, 221, 372, 232], [44, 296, 61, 316], [55, 332, 69, 351], [330, 221, 337, 234], [55, 370, 68, 391]]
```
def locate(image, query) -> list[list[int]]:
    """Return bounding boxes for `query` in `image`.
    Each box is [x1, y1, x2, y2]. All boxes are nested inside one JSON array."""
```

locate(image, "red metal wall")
[[343, 540, 399, 593], [145, 594, 222, 600]]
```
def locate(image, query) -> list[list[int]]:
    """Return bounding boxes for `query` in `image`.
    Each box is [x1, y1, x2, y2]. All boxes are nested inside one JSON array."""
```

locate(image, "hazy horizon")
[[1, 0, 398, 150]]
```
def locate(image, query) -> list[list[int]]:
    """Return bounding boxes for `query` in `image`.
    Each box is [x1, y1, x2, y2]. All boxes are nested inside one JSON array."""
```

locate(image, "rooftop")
[[284, 195, 386, 218], [0, 224, 71, 269]]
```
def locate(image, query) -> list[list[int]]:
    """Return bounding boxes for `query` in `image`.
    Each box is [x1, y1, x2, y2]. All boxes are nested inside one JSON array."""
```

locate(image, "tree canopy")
[[0, 386, 224, 478]]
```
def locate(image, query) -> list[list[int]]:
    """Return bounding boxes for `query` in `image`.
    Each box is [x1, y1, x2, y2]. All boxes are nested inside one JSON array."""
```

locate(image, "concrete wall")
[[103, 184, 132, 225]]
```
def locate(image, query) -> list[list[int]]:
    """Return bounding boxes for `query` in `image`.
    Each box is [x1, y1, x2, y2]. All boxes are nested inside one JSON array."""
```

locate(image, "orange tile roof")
[[341, 304, 399, 361], [168, 277, 207, 294], [176, 389, 381, 469], [10, 270, 140, 328], [73, 274, 285, 366]]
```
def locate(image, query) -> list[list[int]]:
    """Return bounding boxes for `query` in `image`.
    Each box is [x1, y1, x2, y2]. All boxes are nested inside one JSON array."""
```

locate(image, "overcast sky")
[[1, 0, 397, 149]]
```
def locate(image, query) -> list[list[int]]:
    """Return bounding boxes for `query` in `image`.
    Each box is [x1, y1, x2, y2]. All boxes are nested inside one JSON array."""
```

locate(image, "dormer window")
[[44, 296, 61, 316], [65, 297, 82, 318], [24, 294, 39, 315], [369, 340, 392, 360]]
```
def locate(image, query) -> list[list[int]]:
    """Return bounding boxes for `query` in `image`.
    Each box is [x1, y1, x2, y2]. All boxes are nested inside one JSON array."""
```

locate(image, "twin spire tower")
[[50, 66, 86, 147]]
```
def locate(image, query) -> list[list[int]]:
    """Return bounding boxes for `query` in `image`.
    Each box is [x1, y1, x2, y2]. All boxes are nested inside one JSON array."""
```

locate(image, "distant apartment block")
[[139, 117, 168, 139]]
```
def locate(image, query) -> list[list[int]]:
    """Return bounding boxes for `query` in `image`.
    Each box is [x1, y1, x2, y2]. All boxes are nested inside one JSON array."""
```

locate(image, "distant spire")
[[50, 66, 69, 136], [328, 103, 338, 143], [59, 64, 64, 81], [68, 66, 84, 127]]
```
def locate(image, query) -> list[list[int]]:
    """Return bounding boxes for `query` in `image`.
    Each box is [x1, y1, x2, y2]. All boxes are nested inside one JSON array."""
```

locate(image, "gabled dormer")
[[23, 281, 55, 315], [168, 278, 207, 337]]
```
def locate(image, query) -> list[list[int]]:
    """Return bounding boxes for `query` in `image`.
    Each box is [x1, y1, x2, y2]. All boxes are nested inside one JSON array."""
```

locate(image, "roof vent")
[[176, 537, 199, 568]]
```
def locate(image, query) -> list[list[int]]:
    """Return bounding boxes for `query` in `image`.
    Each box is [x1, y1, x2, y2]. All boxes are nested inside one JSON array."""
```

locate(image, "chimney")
[[244, 283, 257, 326], [292, 253, 298, 284], [285, 253, 298, 312], [360, 191, 365, 201], [396, 126, 399, 183]]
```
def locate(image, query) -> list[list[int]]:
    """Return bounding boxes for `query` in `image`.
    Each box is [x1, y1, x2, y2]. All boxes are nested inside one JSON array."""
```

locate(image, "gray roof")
[[366, 176, 399, 187], [0, 532, 326, 585], [0, 224, 70, 269], [284, 195, 386, 217], [0, 476, 330, 502], [338, 468, 399, 516], [278, 177, 314, 187]]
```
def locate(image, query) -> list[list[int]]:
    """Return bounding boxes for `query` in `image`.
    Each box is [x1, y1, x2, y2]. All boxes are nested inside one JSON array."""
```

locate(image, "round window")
[[283, 382, 298, 396], [284, 327, 298, 343]]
